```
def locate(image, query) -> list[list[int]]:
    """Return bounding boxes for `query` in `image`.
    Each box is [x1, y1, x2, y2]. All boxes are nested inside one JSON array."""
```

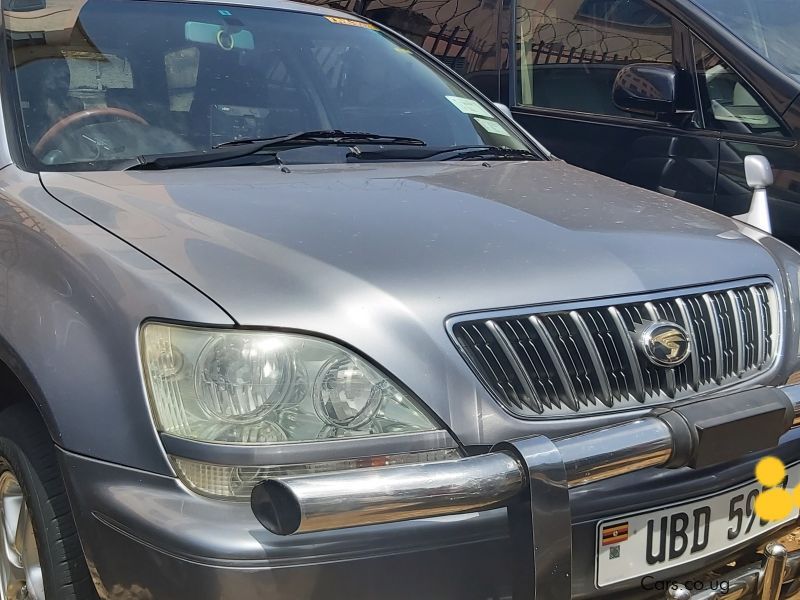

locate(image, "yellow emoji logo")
[[754, 457, 796, 521]]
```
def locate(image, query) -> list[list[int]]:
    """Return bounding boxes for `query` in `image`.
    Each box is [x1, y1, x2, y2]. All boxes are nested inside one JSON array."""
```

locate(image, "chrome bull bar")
[[251, 385, 800, 600], [666, 541, 800, 600]]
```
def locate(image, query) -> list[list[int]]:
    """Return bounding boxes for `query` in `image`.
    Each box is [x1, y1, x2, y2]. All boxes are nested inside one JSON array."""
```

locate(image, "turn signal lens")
[[172, 449, 461, 500]]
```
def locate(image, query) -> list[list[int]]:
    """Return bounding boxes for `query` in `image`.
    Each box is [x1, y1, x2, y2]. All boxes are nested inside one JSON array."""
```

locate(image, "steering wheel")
[[33, 107, 149, 157]]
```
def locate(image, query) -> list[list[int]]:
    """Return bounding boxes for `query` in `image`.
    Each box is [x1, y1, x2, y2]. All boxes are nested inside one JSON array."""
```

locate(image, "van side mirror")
[[612, 64, 680, 118], [493, 102, 514, 121], [734, 155, 773, 233]]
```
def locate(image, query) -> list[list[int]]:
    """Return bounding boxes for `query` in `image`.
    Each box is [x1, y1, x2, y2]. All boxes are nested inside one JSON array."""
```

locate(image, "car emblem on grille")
[[639, 322, 691, 368]]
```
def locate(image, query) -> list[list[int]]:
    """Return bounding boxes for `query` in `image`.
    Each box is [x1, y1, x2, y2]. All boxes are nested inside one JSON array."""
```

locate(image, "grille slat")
[[452, 282, 778, 418], [675, 298, 701, 391], [607, 306, 645, 402], [570, 311, 614, 407], [529, 316, 580, 412], [702, 293, 726, 382], [486, 320, 543, 414], [727, 290, 746, 375]]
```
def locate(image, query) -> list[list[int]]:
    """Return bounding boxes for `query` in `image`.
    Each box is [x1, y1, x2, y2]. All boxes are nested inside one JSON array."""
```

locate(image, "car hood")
[[41, 160, 782, 442]]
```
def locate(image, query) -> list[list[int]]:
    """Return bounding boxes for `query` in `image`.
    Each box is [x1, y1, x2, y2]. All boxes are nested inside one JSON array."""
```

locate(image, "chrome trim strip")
[[702, 293, 725, 382], [161, 430, 458, 467], [752, 286, 767, 366], [727, 290, 746, 375], [675, 297, 701, 389], [667, 542, 800, 600], [445, 277, 774, 325]]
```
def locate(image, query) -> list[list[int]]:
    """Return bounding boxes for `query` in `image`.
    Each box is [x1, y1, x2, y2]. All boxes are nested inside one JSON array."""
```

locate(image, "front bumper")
[[60, 386, 800, 600]]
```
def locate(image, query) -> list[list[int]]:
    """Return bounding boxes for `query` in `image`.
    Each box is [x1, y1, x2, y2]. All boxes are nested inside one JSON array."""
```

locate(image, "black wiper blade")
[[126, 130, 426, 171], [127, 146, 280, 171], [436, 146, 539, 161], [213, 130, 426, 149], [348, 145, 539, 162]]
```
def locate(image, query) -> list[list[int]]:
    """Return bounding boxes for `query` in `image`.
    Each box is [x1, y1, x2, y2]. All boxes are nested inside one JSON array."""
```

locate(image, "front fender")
[[0, 166, 233, 473]]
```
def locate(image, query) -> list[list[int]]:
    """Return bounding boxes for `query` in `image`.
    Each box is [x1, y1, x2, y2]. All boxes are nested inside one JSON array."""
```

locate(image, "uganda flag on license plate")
[[601, 522, 629, 546]]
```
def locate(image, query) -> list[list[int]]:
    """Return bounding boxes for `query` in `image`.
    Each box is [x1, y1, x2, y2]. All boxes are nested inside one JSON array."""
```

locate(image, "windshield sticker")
[[324, 16, 378, 30], [445, 96, 493, 118], [475, 118, 511, 137]]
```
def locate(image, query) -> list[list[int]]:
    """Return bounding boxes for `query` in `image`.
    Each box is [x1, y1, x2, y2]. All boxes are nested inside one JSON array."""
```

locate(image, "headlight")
[[141, 323, 442, 444]]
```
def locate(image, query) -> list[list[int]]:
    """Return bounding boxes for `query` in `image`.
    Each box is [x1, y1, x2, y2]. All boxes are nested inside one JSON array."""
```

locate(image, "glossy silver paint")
[[0, 1, 797, 598], [38, 159, 800, 451]]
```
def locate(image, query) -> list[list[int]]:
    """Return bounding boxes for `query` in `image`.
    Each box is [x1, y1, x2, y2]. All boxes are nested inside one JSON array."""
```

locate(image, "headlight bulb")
[[313, 355, 386, 428], [195, 335, 295, 424]]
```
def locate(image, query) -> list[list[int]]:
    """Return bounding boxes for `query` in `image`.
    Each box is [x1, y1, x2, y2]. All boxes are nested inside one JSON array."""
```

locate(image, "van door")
[[507, 0, 719, 209], [690, 36, 800, 247]]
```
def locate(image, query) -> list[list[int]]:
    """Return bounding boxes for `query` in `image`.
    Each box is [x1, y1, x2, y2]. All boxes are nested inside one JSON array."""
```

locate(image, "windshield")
[[3, 0, 530, 170], [689, 0, 800, 83]]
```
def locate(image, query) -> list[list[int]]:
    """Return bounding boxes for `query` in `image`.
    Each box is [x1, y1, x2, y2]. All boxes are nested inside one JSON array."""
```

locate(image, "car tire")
[[0, 403, 97, 599]]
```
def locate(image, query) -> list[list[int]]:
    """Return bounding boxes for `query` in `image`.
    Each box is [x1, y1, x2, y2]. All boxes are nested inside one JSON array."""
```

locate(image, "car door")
[[507, 0, 720, 210], [690, 36, 800, 248]]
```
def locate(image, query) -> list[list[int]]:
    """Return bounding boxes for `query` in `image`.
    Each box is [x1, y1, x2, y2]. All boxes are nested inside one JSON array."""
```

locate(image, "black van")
[[303, 0, 800, 247]]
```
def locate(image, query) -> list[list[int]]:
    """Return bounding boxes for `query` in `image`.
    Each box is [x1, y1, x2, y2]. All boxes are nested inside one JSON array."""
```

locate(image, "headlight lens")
[[141, 323, 441, 444]]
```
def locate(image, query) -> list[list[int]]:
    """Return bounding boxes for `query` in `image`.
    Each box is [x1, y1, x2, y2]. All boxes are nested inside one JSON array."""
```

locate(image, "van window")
[[692, 37, 789, 138], [515, 0, 673, 118], [689, 0, 799, 83]]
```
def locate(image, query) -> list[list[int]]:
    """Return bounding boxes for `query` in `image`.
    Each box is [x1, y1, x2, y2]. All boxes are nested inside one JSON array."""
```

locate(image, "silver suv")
[[0, 1, 799, 599]]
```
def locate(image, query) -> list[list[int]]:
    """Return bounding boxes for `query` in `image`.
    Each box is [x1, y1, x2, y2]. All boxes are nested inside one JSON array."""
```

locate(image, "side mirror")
[[491, 102, 554, 158], [744, 154, 774, 189], [612, 64, 679, 118], [734, 155, 773, 233], [493, 102, 514, 121]]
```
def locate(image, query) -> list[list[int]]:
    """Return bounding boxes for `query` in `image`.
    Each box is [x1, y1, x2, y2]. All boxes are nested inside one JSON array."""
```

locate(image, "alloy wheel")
[[0, 470, 44, 599]]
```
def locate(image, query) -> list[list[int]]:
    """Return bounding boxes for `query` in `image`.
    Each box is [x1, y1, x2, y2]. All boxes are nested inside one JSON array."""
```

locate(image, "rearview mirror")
[[734, 155, 773, 233], [612, 64, 679, 118], [185, 21, 254, 51]]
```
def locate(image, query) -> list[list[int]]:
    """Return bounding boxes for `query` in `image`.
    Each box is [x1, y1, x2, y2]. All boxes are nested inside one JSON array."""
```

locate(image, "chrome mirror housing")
[[493, 102, 514, 121], [745, 154, 775, 189], [734, 155, 774, 234]]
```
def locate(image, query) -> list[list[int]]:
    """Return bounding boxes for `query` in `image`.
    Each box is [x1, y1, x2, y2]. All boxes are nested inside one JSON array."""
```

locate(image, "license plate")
[[596, 463, 800, 587]]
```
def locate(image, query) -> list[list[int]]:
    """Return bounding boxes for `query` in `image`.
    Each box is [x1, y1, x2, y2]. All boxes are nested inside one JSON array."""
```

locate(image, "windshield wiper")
[[348, 145, 540, 162], [213, 130, 426, 149], [127, 130, 426, 171], [435, 146, 539, 161]]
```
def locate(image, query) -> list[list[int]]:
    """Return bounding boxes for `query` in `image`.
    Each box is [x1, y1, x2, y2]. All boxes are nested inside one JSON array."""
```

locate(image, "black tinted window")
[[690, 0, 800, 83], [693, 37, 789, 138], [515, 0, 673, 117]]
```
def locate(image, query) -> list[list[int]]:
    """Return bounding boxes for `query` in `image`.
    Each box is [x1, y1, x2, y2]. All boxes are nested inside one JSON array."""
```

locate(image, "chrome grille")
[[450, 282, 779, 417]]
